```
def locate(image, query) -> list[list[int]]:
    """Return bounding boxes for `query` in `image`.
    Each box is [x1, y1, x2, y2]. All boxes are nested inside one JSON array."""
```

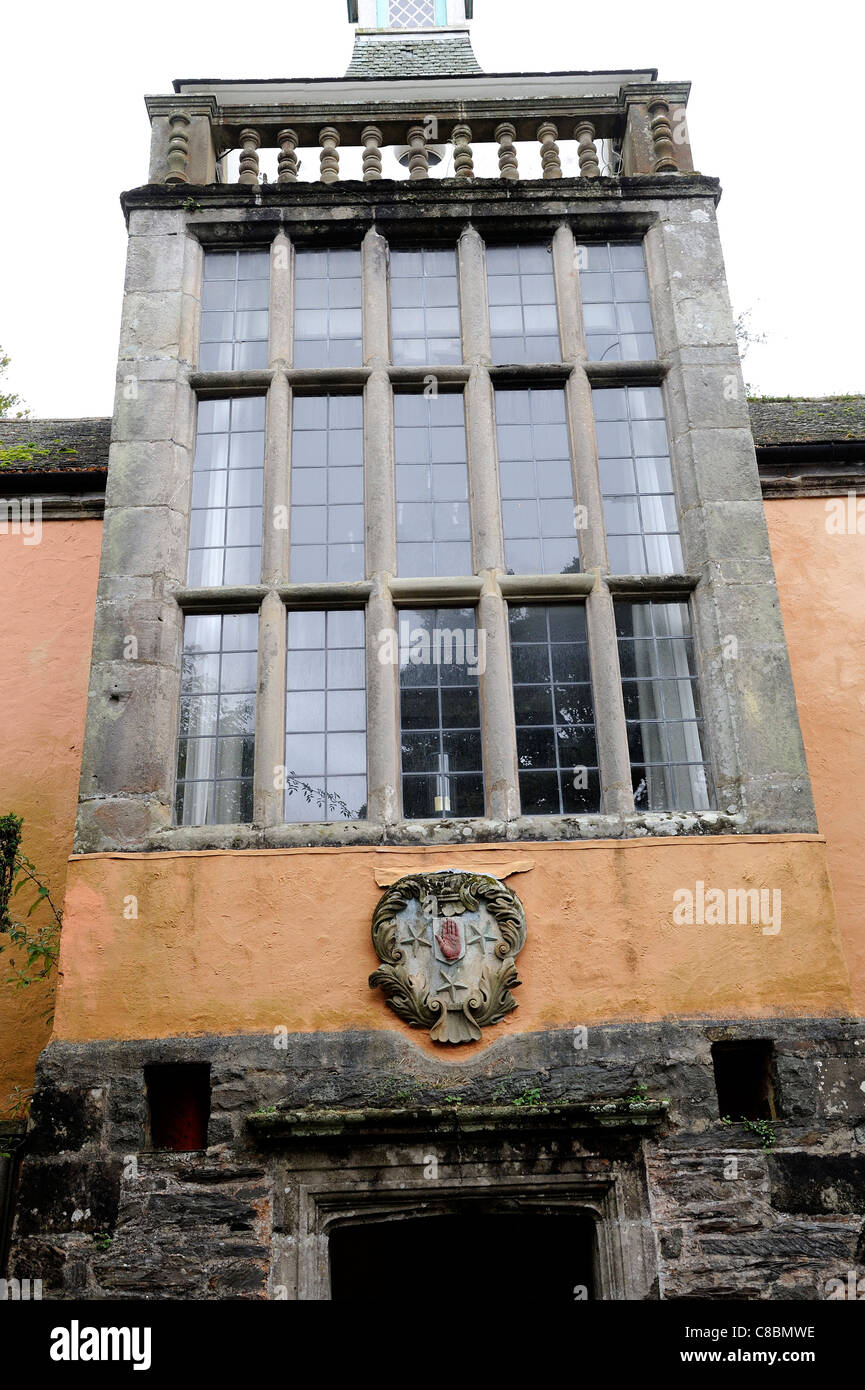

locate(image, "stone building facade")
[[2, 0, 864, 1299]]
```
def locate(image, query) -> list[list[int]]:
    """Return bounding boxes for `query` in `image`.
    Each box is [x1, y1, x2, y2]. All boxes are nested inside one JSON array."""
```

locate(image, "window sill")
[[145, 809, 742, 853]]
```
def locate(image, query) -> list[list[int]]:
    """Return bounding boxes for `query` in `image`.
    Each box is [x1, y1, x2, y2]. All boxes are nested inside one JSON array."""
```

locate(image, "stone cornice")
[[247, 1099, 669, 1143], [622, 81, 692, 104], [121, 172, 722, 222], [758, 448, 865, 499], [145, 94, 219, 120]]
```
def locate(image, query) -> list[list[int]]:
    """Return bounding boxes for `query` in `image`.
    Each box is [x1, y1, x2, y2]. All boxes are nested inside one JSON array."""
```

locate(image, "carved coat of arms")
[[369, 871, 527, 1045]]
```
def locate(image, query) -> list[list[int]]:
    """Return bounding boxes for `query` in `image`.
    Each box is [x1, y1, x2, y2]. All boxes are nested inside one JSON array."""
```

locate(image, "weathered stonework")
[[9, 1021, 865, 1299]]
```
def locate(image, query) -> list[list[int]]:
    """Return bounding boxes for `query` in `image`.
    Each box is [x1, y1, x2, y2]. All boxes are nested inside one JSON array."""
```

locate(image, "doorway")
[[329, 1209, 596, 1300]]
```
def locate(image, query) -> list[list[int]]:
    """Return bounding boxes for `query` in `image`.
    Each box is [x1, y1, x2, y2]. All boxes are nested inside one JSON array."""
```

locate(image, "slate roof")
[[748, 397, 865, 447], [0, 418, 111, 476], [345, 30, 483, 78]]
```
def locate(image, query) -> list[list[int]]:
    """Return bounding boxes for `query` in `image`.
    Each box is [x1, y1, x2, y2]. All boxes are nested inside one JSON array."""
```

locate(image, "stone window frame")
[[170, 217, 723, 845], [274, 1169, 656, 1301]]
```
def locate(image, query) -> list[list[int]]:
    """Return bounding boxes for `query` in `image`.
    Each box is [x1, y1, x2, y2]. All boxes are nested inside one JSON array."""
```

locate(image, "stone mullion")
[[458, 228, 500, 575], [564, 366, 634, 817], [269, 231, 293, 371], [458, 226, 518, 823], [365, 585, 400, 826], [552, 222, 633, 818], [458, 225, 491, 370], [478, 586, 520, 824], [254, 590, 287, 828], [564, 368, 607, 576], [552, 223, 582, 366], [254, 232, 292, 828], [263, 231, 292, 588], [362, 227, 398, 825], [262, 372, 291, 587], [586, 584, 634, 819]]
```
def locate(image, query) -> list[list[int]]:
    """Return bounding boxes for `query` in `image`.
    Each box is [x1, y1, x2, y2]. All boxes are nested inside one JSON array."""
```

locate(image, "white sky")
[[1, 0, 862, 417]]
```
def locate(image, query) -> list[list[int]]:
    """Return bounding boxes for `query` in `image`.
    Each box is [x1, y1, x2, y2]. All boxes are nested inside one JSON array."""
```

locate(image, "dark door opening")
[[329, 1210, 596, 1300]]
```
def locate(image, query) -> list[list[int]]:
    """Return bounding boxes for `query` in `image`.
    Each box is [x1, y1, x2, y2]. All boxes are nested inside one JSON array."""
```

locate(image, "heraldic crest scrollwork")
[[369, 870, 527, 1045]]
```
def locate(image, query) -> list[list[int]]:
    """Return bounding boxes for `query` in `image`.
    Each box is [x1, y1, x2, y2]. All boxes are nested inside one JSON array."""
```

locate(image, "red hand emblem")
[[436, 918, 462, 961]]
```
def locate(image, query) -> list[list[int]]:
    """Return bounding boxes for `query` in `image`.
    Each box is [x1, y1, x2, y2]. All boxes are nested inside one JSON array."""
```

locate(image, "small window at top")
[[384, 0, 444, 29]]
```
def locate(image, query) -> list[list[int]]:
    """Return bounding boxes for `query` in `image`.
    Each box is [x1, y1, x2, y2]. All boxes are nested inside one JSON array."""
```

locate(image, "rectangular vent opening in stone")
[[711, 1040, 778, 1122], [145, 1064, 211, 1152]]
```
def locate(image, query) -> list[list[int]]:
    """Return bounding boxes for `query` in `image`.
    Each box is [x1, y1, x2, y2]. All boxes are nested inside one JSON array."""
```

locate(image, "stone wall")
[[9, 1020, 865, 1299]]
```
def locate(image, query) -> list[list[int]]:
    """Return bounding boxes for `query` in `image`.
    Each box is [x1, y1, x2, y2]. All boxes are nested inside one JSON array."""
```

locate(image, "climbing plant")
[[0, 814, 63, 1014]]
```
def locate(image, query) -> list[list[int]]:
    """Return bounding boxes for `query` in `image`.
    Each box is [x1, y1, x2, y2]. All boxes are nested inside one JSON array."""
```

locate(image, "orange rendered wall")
[[0, 519, 102, 1114], [766, 497, 865, 1013], [53, 836, 852, 1055], [2, 501, 862, 1083]]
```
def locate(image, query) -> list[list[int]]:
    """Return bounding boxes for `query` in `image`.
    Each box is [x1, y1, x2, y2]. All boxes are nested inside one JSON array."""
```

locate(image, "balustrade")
[[149, 86, 692, 187]]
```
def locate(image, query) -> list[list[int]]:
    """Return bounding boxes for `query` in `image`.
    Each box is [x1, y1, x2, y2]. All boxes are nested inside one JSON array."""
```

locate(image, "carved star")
[[436, 965, 469, 1004], [398, 918, 432, 951], [465, 918, 499, 951]]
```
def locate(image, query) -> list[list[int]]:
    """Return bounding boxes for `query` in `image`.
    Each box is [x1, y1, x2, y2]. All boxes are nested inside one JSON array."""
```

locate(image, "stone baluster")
[[648, 97, 678, 173], [575, 119, 600, 178], [537, 121, 563, 179], [319, 127, 341, 183], [452, 123, 474, 181], [165, 113, 191, 184], [277, 128, 299, 183], [361, 125, 383, 181], [495, 122, 519, 180], [406, 125, 430, 180], [238, 128, 261, 185]]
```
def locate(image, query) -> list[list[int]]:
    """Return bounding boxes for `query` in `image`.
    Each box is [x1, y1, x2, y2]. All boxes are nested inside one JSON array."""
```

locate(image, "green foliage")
[[0, 814, 63, 1016], [721, 1113, 777, 1150], [0, 346, 29, 420], [742, 1117, 777, 1151], [625, 1080, 650, 1105], [0, 813, 21, 931], [2, 1080, 33, 1131], [490, 1078, 545, 1107], [511, 1086, 543, 1109]]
